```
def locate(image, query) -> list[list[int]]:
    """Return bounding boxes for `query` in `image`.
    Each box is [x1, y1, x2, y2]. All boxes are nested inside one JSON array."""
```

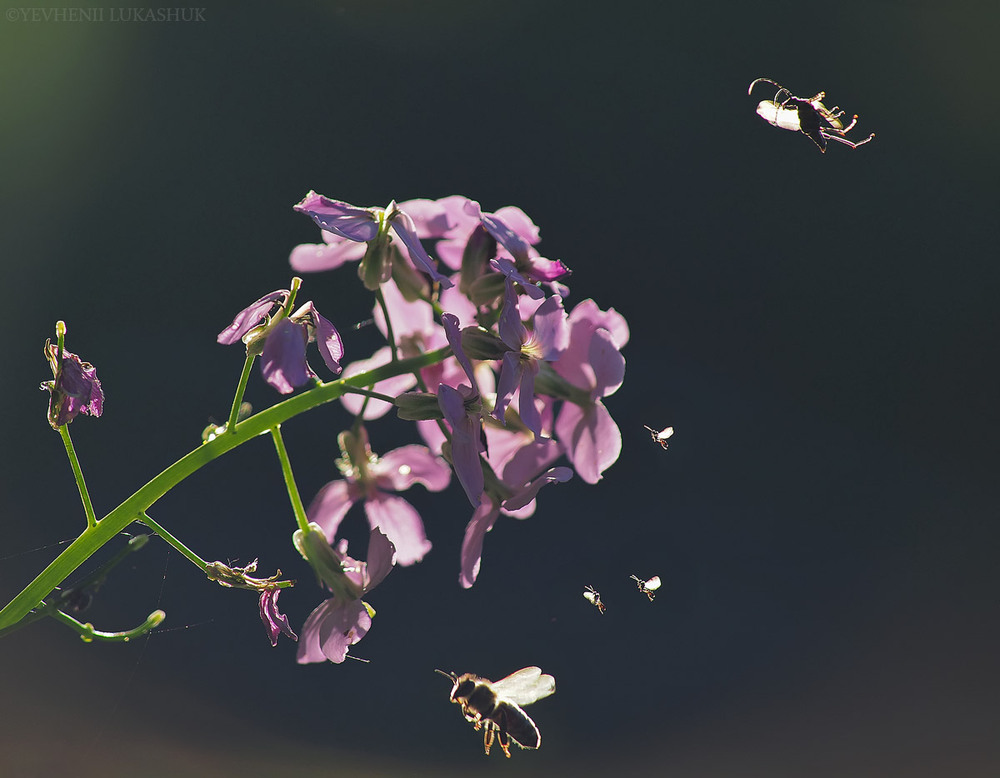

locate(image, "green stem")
[[0, 345, 451, 630], [138, 512, 207, 572], [271, 426, 309, 534], [226, 355, 256, 434], [48, 606, 165, 643], [374, 288, 398, 362], [59, 424, 97, 530], [342, 386, 398, 404]]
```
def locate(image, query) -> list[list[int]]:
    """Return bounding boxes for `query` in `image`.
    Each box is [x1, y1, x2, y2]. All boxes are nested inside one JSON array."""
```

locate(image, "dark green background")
[[2, 2, 998, 775]]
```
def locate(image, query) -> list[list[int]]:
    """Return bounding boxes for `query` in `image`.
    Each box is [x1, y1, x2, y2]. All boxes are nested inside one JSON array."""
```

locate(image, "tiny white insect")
[[630, 574, 662, 601], [583, 585, 606, 614], [748, 77, 875, 152], [644, 424, 674, 450]]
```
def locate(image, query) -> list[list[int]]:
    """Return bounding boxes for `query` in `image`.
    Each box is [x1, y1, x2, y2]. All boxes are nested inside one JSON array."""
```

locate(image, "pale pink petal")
[[364, 493, 431, 565], [296, 597, 372, 664], [589, 327, 626, 399], [364, 527, 396, 589], [459, 499, 501, 589], [503, 466, 573, 511], [307, 480, 357, 540], [376, 445, 451, 492], [289, 239, 367, 273], [555, 400, 622, 484]]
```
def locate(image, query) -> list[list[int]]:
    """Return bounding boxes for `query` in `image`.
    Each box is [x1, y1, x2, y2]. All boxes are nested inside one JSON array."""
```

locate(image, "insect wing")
[[492, 666, 556, 707], [757, 101, 801, 132], [644, 575, 662, 592], [644, 424, 674, 449], [492, 701, 542, 750]]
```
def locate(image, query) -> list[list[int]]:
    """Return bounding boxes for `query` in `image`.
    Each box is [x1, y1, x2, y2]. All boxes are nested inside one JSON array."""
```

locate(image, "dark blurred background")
[[2, 2, 999, 776]]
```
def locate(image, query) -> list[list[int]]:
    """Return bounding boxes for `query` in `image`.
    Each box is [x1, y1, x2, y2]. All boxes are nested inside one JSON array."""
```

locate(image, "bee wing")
[[583, 590, 597, 604], [645, 575, 662, 591], [492, 666, 556, 707], [492, 701, 542, 750]]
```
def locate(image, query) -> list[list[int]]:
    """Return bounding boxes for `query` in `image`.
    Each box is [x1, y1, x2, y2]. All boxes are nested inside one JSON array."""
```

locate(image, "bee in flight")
[[630, 574, 662, 601], [583, 584, 606, 614], [644, 424, 674, 450], [435, 666, 556, 757]]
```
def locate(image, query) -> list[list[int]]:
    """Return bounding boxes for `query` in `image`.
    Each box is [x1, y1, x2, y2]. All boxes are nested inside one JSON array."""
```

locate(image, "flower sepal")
[[395, 391, 445, 421], [460, 326, 510, 361], [467, 272, 507, 307], [534, 362, 591, 405], [293, 523, 364, 602]]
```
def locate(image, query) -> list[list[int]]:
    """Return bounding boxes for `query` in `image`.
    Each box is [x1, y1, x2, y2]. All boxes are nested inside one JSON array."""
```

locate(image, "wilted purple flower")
[[550, 300, 629, 484], [295, 525, 395, 664], [259, 589, 297, 647], [459, 431, 572, 588], [217, 290, 344, 395], [307, 428, 450, 565], [40, 337, 104, 429], [492, 275, 569, 435], [293, 192, 454, 288]]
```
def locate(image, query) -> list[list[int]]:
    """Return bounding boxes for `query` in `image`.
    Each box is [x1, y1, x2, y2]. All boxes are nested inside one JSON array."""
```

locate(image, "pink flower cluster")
[[230, 193, 629, 662]]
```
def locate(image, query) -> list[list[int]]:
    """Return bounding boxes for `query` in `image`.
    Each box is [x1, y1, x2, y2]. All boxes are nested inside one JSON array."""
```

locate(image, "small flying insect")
[[748, 77, 875, 152], [583, 584, 606, 614], [630, 574, 662, 601], [644, 424, 674, 450], [435, 666, 556, 758]]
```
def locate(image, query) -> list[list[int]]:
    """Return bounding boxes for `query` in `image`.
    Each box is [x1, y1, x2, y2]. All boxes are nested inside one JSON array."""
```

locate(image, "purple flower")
[[307, 427, 450, 565], [459, 431, 572, 588], [462, 199, 571, 285], [259, 589, 297, 647], [492, 275, 569, 435], [293, 192, 454, 288], [217, 290, 344, 395], [438, 313, 486, 507], [295, 525, 395, 664], [551, 300, 629, 484], [40, 338, 104, 429]]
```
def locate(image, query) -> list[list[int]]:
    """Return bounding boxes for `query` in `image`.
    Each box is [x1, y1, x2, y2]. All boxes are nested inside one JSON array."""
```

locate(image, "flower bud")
[[358, 232, 393, 290], [460, 224, 496, 293], [467, 273, 507, 307], [293, 523, 363, 601]]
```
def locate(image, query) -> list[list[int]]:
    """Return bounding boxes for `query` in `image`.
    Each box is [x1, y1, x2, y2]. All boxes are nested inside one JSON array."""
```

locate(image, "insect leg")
[[837, 114, 860, 133], [497, 729, 513, 759], [821, 130, 875, 148]]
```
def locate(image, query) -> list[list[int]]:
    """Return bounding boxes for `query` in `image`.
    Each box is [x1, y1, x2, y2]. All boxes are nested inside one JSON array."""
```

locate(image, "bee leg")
[[482, 722, 496, 756], [498, 729, 513, 758]]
